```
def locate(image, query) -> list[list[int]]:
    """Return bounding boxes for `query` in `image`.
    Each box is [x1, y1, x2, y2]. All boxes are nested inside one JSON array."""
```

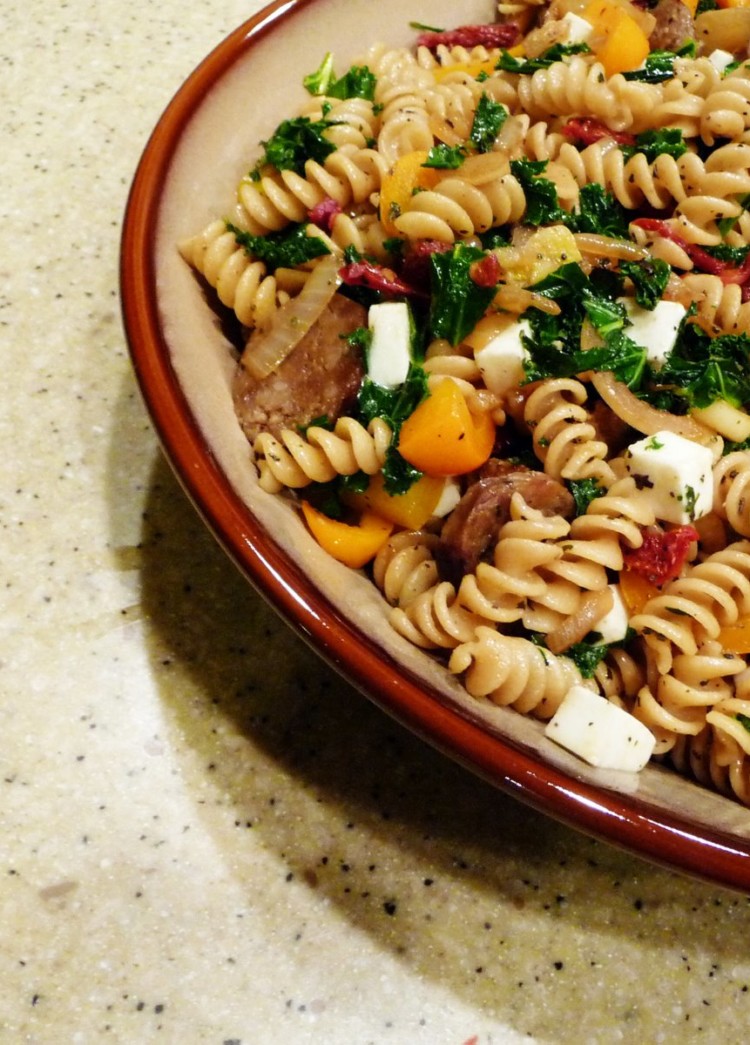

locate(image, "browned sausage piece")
[[649, 0, 694, 52], [436, 461, 575, 584], [233, 294, 367, 443]]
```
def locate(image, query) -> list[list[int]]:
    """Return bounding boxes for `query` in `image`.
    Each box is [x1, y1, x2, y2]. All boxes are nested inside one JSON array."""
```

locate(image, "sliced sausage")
[[436, 461, 575, 584], [233, 294, 367, 443], [649, 0, 694, 52]]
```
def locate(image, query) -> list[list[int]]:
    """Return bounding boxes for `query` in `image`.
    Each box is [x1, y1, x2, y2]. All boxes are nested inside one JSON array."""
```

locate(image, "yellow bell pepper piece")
[[718, 618, 750, 654], [397, 378, 495, 476], [379, 151, 441, 237], [583, 0, 650, 76], [345, 472, 447, 529], [301, 503, 393, 569]]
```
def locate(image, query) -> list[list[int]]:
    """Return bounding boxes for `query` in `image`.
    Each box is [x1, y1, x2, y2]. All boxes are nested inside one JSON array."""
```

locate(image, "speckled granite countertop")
[[4, 2, 750, 1043]]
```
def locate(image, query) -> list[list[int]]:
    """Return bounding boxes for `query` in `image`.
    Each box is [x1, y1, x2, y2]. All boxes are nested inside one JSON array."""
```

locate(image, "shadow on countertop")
[[109, 372, 750, 1043]]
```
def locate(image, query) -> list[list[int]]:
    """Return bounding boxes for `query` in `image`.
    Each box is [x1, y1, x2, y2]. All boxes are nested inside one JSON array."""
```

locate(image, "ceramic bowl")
[[121, 0, 750, 891]]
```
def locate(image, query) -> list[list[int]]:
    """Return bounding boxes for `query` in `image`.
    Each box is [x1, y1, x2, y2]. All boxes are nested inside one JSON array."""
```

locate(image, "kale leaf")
[[227, 222, 331, 269], [495, 42, 590, 73], [303, 53, 377, 100], [620, 257, 670, 310], [565, 183, 630, 239], [568, 478, 606, 515], [469, 93, 508, 153], [424, 143, 467, 169], [358, 363, 429, 494], [510, 158, 566, 225], [657, 323, 750, 409], [622, 43, 696, 83], [257, 116, 336, 175], [620, 128, 687, 163], [429, 244, 499, 345]]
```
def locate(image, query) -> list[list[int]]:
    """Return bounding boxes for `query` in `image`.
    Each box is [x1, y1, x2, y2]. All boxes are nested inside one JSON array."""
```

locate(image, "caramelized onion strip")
[[241, 253, 342, 380], [546, 588, 615, 655], [590, 371, 720, 453]]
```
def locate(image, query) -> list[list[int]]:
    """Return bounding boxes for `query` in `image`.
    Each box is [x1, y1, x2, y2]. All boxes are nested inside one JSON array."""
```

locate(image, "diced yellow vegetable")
[[379, 152, 441, 237], [495, 225, 582, 286], [301, 503, 393, 569], [583, 0, 651, 76], [345, 472, 447, 529], [691, 399, 750, 442]]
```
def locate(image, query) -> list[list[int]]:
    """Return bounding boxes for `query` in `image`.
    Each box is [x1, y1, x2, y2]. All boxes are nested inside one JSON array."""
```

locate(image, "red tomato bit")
[[416, 24, 521, 50], [623, 524, 699, 586], [562, 117, 636, 147], [338, 259, 423, 297]]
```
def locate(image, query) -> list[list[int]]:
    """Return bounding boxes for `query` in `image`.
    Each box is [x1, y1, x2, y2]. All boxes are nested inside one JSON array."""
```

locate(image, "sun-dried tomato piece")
[[416, 24, 521, 50], [623, 524, 699, 586], [338, 259, 422, 297], [562, 117, 636, 147]]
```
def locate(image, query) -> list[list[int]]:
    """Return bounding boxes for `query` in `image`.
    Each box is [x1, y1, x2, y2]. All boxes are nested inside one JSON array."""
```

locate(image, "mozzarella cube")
[[367, 301, 412, 388], [708, 49, 735, 74], [590, 584, 629, 645], [619, 297, 686, 370], [545, 685, 656, 772], [560, 11, 593, 43], [624, 429, 714, 525], [473, 318, 531, 396]]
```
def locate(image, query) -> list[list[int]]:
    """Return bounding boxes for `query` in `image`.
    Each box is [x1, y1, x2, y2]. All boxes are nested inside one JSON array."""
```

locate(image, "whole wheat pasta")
[[180, 6, 750, 803]]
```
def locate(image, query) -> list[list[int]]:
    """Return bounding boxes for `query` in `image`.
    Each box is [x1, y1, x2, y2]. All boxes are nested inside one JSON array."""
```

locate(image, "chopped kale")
[[510, 158, 566, 226], [563, 640, 610, 679], [703, 243, 750, 266], [429, 244, 499, 345], [569, 478, 607, 515], [358, 363, 429, 494], [522, 263, 648, 389], [620, 128, 687, 163], [737, 712, 750, 735], [257, 116, 336, 175], [303, 53, 377, 100], [227, 222, 331, 269], [565, 183, 630, 239], [656, 323, 750, 410], [622, 43, 696, 84], [620, 257, 671, 310], [469, 93, 508, 153], [495, 42, 590, 73], [423, 143, 467, 169]]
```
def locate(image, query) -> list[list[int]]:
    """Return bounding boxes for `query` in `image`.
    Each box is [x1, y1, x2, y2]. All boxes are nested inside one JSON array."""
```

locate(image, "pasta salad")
[[179, 1, 750, 800]]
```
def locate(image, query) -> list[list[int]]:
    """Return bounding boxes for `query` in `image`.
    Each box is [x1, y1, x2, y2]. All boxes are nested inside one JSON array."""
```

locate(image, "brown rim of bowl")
[[120, 0, 750, 893]]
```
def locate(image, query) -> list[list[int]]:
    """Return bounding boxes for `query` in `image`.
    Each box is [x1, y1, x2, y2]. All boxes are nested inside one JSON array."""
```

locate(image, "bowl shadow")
[[110, 370, 750, 1041]]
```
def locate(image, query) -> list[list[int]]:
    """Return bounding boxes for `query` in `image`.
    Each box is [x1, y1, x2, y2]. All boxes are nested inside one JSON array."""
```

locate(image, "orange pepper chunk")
[[431, 58, 498, 82], [345, 472, 447, 529], [619, 569, 660, 615], [397, 378, 495, 476], [718, 617, 750, 654], [583, 0, 650, 76], [301, 503, 393, 569], [379, 151, 441, 237]]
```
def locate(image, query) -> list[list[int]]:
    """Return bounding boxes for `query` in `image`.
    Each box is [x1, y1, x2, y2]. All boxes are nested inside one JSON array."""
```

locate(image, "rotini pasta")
[[181, 6, 750, 805]]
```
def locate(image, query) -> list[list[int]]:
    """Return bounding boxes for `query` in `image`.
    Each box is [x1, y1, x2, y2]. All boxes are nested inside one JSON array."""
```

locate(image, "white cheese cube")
[[590, 584, 629, 645], [624, 429, 714, 525], [619, 297, 686, 370], [560, 11, 593, 43], [473, 318, 530, 396], [367, 301, 412, 388], [545, 685, 656, 772], [708, 49, 735, 73]]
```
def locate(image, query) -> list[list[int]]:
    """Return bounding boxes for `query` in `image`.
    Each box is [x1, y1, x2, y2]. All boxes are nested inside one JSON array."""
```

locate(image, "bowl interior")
[[122, 0, 750, 891]]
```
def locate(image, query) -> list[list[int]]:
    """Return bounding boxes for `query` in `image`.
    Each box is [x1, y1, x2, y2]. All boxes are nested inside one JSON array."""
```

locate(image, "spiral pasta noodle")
[[254, 416, 392, 493], [449, 628, 593, 719]]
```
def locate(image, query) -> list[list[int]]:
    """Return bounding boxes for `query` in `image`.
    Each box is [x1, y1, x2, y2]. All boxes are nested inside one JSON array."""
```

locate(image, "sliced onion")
[[241, 253, 342, 381], [546, 588, 614, 655], [573, 233, 647, 263], [590, 371, 720, 450]]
